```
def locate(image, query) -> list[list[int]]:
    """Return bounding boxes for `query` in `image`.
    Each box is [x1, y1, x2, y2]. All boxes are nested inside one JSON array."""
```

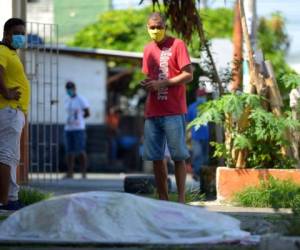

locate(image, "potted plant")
[[188, 93, 300, 201]]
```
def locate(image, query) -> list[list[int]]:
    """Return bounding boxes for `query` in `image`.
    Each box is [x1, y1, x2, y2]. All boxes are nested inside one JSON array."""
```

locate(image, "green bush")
[[69, 7, 233, 57], [19, 187, 53, 206], [233, 177, 300, 208], [189, 93, 300, 169]]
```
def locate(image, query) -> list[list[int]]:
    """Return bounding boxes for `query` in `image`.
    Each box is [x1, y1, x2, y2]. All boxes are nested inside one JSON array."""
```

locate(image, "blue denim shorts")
[[64, 130, 86, 154], [143, 115, 190, 161]]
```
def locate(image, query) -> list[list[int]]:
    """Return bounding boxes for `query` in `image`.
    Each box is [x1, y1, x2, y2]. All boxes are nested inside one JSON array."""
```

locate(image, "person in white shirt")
[[64, 81, 90, 178]]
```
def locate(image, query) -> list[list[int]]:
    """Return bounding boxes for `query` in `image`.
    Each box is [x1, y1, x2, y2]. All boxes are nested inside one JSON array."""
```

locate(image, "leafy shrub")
[[69, 7, 233, 57], [189, 93, 300, 168], [233, 177, 300, 208], [19, 187, 53, 206]]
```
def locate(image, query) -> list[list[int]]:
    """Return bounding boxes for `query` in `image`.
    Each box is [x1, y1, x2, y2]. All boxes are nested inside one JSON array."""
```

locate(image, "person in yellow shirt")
[[0, 18, 29, 210]]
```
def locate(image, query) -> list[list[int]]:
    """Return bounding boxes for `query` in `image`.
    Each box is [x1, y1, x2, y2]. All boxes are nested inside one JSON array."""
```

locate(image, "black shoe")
[[0, 200, 25, 211]]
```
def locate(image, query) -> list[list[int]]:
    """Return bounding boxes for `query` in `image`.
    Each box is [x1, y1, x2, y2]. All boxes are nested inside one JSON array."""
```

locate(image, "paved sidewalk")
[[27, 173, 201, 195]]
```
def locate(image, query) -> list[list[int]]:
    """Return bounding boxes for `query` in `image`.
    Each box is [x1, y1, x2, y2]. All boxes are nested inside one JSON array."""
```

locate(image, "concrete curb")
[[259, 235, 300, 250]]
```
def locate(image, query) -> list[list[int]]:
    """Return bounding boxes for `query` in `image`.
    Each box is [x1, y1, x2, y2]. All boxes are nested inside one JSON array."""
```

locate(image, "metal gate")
[[25, 22, 60, 182]]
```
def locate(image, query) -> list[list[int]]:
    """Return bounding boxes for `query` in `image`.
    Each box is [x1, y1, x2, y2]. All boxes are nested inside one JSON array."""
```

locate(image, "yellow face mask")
[[147, 28, 166, 43]]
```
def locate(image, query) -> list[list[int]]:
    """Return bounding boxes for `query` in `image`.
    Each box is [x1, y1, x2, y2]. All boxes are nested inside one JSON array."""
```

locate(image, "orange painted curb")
[[216, 167, 300, 201]]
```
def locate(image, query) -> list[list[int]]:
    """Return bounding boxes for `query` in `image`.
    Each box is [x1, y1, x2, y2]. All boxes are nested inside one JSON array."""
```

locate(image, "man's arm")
[[0, 65, 21, 100], [143, 64, 193, 92]]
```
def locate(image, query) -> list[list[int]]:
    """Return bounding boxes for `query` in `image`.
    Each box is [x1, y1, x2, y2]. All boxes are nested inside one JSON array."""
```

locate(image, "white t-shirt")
[[64, 95, 89, 131]]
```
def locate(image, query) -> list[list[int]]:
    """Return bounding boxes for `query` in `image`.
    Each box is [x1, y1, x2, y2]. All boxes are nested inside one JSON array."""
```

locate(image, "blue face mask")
[[11, 35, 26, 49], [66, 89, 75, 97]]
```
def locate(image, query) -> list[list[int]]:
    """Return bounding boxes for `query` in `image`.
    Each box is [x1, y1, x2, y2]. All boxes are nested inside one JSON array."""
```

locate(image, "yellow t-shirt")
[[0, 44, 30, 113]]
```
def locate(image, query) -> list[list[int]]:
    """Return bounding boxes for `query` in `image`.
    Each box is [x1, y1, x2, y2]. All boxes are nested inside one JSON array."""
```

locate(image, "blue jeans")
[[191, 139, 209, 175], [143, 115, 189, 161]]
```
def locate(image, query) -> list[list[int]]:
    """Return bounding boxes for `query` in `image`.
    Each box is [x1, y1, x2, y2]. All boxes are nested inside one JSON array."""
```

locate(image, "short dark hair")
[[65, 81, 76, 89], [148, 12, 166, 24], [4, 18, 25, 34]]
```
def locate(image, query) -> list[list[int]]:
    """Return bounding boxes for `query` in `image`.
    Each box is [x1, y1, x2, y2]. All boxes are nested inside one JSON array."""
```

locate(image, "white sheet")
[[0, 191, 250, 244]]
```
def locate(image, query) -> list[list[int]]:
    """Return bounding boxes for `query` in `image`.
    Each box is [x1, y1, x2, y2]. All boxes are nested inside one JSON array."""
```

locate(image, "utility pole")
[[242, 0, 257, 93], [245, 0, 257, 50]]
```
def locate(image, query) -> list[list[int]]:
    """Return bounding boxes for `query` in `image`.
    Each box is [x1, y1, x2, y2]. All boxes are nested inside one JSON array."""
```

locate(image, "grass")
[[0, 215, 8, 221], [19, 187, 53, 206], [233, 176, 300, 209], [233, 177, 300, 236]]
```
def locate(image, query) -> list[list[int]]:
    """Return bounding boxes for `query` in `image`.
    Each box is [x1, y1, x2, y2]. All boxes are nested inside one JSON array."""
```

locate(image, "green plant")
[[69, 7, 233, 58], [19, 187, 53, 206], [0, 215, 8, 221], [188, 93, 300, 168], [233, 177, 300, 208], [233, 177, 300, 236], [281, 73, 300, 91]]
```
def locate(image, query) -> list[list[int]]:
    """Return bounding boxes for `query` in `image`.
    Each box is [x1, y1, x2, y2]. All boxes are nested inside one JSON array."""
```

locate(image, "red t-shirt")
[[142, 37, 191, 118]]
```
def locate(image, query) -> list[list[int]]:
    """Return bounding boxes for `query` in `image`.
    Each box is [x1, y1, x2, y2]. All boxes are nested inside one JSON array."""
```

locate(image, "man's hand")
[[3, 87, 21, 100], [140, 78, 150, 87], [142, 79, 167, 92]]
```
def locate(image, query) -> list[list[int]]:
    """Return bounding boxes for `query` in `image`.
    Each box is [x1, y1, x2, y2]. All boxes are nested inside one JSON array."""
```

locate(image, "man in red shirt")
[[141, 12, 193, 203]]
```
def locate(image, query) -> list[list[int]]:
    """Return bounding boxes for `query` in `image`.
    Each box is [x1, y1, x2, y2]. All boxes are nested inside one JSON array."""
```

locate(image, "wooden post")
[[264, 61, 283, 115], [265, 60, 294, 158], [230, 0, 243, 92], [235, 106, 251, 168], [15, 0, 29, 184], [239, 0, 264, 94]]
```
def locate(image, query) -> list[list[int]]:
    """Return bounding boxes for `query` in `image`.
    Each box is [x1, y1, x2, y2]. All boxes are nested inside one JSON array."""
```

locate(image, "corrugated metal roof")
[[29, 45, 201, 64]]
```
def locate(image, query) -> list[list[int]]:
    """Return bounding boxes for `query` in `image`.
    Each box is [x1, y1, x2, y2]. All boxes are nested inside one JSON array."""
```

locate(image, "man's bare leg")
[[66, 154, 75, 178], [0, 163, 10, 205], [153, 160, 169, 200], [174, 160, 186, 203], [79, 151, 87, 178]]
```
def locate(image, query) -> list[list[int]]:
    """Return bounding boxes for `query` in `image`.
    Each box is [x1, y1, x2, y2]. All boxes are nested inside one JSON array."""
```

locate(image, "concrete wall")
[[58, 54, 107, 124], [26, 51, 107, 125], [27, 0, 53, 25]]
